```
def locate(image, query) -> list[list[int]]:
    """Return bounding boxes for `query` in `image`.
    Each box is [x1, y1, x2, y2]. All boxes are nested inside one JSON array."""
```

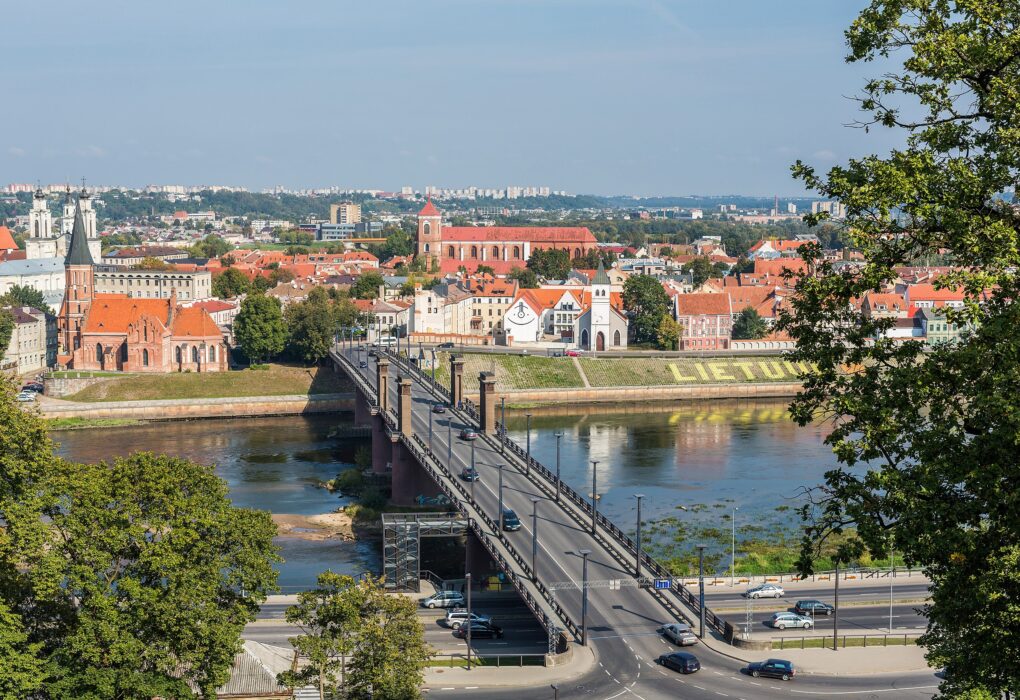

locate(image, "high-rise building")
[[330, 202, 362, 225]]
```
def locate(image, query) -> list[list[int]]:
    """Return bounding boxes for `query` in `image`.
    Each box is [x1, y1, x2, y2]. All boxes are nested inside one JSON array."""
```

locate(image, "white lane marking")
[[465, 687, 477, 690], [790, 686, 938, 696], [715, 693, 729, 698], [693, 685, 706, 690], [441, 687, 454, 691]]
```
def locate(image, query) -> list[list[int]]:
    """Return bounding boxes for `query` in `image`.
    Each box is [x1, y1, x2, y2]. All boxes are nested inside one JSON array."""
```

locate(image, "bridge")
[[330, 342, 733, 655]]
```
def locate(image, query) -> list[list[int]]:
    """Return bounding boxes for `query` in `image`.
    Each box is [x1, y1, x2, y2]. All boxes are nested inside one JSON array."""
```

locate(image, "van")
[[376, 337, 397, 347], [501, 508, 521, 531]]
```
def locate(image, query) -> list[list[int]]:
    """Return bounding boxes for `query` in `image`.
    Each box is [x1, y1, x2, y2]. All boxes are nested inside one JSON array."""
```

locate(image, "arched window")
[[175, 346, 183, 363], [142, 349, 149, 366], [513, 246, 521, 259], [73, 337, 80, 350], [614, 330, 621, 346], [470, 246, 478, 258], [143, 324, 148, 341], [120, 344, 128, 362], [209, 345, 217, 362], [596, 331, 605, 351], [574, 248, 582, 259], [492, 246, 500, 259], [192, 346, 200, 363], [447, 245, 455, 258], [95, 344, 103, 363], [580, 329, 589, 350], [423, 243, 430, 253], [423, 222, 431, 236]]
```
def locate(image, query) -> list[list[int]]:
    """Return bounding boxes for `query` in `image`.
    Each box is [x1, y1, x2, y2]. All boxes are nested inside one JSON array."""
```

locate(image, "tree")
[[622, 275, 670, 344], [731, 307, 768, 340], [656, 314, 681, 350], [131, 256, 173, 271], [0, 310, 12, 359], [777, 2, 1020, 695], [507, 266, 538, 289], [212, 268, 252, 299], [681, 256, 723, 287], [0, 284, 48, 312], [285, 288, 340, 364], [475, 264, 495, 276], [234, 294, 286, 363], [526, 248, 571, 279], [277, 229, 314, 247], [350, 272, 385, 300], [0, 377, 279, 699], [189, 234, 231, 259]]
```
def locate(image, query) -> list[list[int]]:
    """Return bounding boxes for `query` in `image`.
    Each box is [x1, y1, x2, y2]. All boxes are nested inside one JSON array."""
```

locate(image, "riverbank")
[[272, 512, 358, 541], [38, 392, 355, 422]]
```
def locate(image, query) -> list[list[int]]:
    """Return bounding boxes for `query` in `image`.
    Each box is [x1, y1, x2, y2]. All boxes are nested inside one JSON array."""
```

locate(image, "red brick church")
[[57, 198, 228, 372], [415, 200, 598, 275]]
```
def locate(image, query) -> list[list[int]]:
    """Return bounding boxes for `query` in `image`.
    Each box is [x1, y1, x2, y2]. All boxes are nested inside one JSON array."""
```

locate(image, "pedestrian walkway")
[[424, 644, 597, 690]]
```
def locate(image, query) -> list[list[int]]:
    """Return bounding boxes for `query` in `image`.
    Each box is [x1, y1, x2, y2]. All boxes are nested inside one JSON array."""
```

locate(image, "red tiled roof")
[[83, 296, 171, 334], [753, 258, 808, 276], [442, 227, 596, 244], [0, 226, 16, 250], [674, 292, 732, 316], [906, 283, 966, 303], [173, 306, 221, 337], [193, 299, 236, 313], [419, 200, 441, 217]]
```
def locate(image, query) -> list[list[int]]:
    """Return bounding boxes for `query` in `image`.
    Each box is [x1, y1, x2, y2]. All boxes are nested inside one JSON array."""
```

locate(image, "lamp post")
[[525, 413, 532, 475], [697, 544, 707, 638], [530, 497, 540, 579], [590, 460, 599, 535], [500, 396, 506, 455], [578, 549, 591, 646], [447, 416, 452, 467], [633, 494, 645, 576], [551, 684, 559, 700], [430, 349, 437, 385], [554, 431, 563, 501], [466, 571, 473, 670], [731, 506, 738, 587], [889, 537, 895, 633], [498, 462, 504, 529], [428, 400, 434, 449], [834, 561, 840, 651]]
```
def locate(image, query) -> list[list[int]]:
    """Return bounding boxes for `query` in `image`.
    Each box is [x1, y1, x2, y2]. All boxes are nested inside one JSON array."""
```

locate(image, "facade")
[[57, 198, 227, 373], [916, 307, 966, 345], [25, 187, 101, 261], [576, 262, 628, 350], [0, 258, 65, 310], [93, 267, 213, 301], [673, 292, 734, 350], [101, 246, 191, 267], [0, 306, 52, 374], [415, 201, 598, 274], [329, 202, 362, 225]]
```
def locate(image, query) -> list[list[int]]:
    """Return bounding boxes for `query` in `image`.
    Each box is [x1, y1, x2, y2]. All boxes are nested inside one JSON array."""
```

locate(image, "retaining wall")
[[40, 392, 355, 421], [462, 382, 802, 405]]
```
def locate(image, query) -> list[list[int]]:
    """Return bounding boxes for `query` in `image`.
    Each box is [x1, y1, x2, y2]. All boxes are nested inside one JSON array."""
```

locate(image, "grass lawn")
[[46, 417, 146, 430], [579, 356, 804, 387], [772, 635, 919, 650], [429, 352, 584, 391], [61, 364, 351, 403]]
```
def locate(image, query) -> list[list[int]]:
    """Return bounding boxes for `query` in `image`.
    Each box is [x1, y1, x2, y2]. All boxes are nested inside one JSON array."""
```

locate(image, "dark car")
[[367, 350, 378, 358], [454, 622, 503, 639], [747, 659, 795, 681], [431, 404, 447, 414], [794, 599, 834, 616], [501, 508, 521, 532], [22, 383, 43, 393], [437, 342, 455, 349], [657, 651, 700, 674], [358, 360, 368, 369], [459, 428, 478, 441], [460, 466, 480, 482]]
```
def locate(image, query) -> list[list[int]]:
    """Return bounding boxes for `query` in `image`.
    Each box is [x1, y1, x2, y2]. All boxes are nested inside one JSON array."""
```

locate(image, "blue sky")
[[2, 1, 903, 195]]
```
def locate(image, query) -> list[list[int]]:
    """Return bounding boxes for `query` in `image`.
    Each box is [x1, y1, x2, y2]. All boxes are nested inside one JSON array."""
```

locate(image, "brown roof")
[[674, 292, 732, 316]]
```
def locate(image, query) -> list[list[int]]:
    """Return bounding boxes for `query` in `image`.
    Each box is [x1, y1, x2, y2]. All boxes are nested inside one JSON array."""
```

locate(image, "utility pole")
[[579, 549, 591, 645], [889, 538, 895, 633], [634, 494, 645, 576], [697, 544, 707, 638], [500, 396, 506, 455], [554, 431, 563, 501], [834, 562, 840, 651], [447, 416, 452, 467], [590, 460, 599, 535], [466, 572, 473, 670], [531, 497, 540, 579], [525, 413, 532, 475], [498, 463, 504, 529]]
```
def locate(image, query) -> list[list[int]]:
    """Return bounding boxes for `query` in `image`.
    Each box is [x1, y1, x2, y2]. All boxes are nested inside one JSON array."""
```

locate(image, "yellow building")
[[329, 202, 361, 225]]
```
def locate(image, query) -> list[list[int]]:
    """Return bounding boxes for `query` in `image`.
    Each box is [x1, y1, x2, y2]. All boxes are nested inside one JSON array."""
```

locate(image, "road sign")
[[654, 578, 672, 590]]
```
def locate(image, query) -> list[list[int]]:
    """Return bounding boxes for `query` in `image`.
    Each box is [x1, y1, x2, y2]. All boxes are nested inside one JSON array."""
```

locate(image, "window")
[[142, 349, 149, 366], [120, 344, 127, 362], [209, 345, 216, 362], [96, 344, 103, 363], [513, 246, 521, 259], [424, 243, 430, 253], [614, 330, 621, 346], [176, 346, 183, 363], [192, 346, 200, 363], [470, 246, 478, 258], [492, 246, 500, 259], [448, 246, 455, 257], [423, 222, 431, 236]]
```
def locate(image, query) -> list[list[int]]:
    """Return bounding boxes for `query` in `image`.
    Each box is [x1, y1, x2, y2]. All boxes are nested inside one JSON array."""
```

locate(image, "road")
[[338, 346, 939, 699]]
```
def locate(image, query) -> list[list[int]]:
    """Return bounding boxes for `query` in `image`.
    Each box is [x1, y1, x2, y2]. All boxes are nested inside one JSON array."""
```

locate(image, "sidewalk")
[[424, 645, 597, 690]]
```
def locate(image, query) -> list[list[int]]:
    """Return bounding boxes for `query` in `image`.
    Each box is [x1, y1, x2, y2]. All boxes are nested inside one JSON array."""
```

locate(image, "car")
[[454, 621, 503, 639], [459, 428, 478, 441], [445, 609, 492, 629], [437, 342, 455, 349], [659, 622, 699, 646], [551, 350, 564, 357], [744, 583, 785, 599], [367, 350, 378, 358], [657, 651, 700, 674], [358, 360, 368, 369], [16, 392, 36, 402], [794, 599, 834, 616], [431, 404, 447, 414], [22, 383, 43, 393], [767, 612, 814, 630], [520, 349, 529, 355], [460, 466, 480, 482], [419, 591, 465, 609], [566, 349, 582, 357], [747, 658, 795, 681], [501, 508, 521, 532]]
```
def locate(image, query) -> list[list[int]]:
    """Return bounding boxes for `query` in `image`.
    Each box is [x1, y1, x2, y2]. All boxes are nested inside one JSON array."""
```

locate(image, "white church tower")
[[589, 260, 612, 352], [60, 185, 76, 236], [29, 188, 52, 239]]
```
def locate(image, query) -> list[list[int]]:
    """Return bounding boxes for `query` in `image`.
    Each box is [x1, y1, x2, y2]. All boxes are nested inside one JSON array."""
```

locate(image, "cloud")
[[73, 145, 107, 158], [7, 146, 26, 157]]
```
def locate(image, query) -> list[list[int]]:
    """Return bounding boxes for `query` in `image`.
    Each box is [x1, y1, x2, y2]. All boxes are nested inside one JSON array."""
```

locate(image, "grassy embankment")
[[60, 363, 350, 403]]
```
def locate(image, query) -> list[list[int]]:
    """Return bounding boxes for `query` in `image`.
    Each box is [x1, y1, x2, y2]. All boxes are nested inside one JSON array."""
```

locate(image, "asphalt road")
[[703, 582, 931, 608], [339, 346, 940, 700], [733, 602, 925, 637]]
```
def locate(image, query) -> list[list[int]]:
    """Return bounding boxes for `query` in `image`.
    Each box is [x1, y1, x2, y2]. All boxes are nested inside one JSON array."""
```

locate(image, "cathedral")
[[56, 197, 227, 373], [27, 185, 101, 261]]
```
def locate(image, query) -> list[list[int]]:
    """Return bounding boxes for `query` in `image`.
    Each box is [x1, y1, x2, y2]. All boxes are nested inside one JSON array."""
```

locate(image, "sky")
[[2, 1, 906, 196]]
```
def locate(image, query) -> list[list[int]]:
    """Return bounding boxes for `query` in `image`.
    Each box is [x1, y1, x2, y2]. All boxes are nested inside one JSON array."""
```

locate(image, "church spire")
[[593, 258, 610, 286], [64, 197, 94, 266]]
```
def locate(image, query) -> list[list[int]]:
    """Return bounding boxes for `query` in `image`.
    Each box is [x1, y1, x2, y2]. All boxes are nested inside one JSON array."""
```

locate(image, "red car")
[[566, 349, 582, 357]]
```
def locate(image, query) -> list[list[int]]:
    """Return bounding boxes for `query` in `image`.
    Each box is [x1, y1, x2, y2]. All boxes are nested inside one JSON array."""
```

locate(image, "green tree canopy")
[[681, 256, 724, 287], [350, 272, 385, 300], [189, 234, 231, 259], [284, 287, 364, 364], [731, 307, 768, 340], [656, 314, 681, 350], [507, 266, 538, 289], [0, 284, 49, 312], [212, 268, 252, 299], [778, 2, 1020, 695], [234, 294, 286, 363], [623, 274, 670, 344], [131, 256, 173, 271], [526, 248, 571, 279], [0, 310, 13, 359]]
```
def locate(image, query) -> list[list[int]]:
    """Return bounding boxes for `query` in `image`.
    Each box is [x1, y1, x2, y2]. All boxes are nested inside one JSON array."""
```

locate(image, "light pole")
[[466, 571, 473, 670], [579, 549, 591, 646], [834, 561, 840, 651], [430, 349, 437, 385], [554, 431, 563, 501], [731, 506, 738, 587], [447, 416, 452, 467], [498, 463, 504, 529], [428, 400, 434, 449], [531, 497, 540, 579], [590, 460, 599, 535], [697, 544, 707, 638], [633, 494, 645, 576], [551, 684, 559, 700], [525, 413, 532, 475], [889, 537, 895, 633], [500, 396, 506, 455]]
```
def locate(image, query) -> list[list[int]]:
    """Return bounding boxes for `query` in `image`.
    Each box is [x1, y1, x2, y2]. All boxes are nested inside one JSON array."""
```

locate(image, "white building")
[[0, 258, 65, 310], [1, 306, 53, 374]]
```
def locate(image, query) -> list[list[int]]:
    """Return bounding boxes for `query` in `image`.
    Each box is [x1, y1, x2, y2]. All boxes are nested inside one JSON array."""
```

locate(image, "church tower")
[[79, 184, 97, 238], [58, 197, 95, 361], [60, 185, 75, 236], [416, 199, 442, 267], [29, 188, 52, 239], [589, 259, 612, 352]]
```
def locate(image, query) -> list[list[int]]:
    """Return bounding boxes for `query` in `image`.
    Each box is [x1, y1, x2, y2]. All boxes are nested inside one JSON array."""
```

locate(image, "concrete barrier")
[[462, 382, 802, 405], [40, 392, 355, 421]]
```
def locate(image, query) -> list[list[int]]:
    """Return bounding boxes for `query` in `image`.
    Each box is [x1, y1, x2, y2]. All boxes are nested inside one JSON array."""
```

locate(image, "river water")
[[52, 400, 839, 589]]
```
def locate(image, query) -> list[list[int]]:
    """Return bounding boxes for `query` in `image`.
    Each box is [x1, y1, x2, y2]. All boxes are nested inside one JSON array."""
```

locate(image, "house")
[[0, 306, 53, 374], [904, 283, 966, 310], [576, 262, 628, 350], [673, 292, 733, 350], [747, 238, 812, 260], [916, 307, 967, 345], [861, 292, 907, 319]]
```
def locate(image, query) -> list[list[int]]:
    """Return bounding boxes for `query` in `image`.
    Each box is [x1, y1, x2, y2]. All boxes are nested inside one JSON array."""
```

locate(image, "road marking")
[[715, 693, 729, 698], [790, 686, 938, 695], [693, 685, 706, 690], [465, 687, 477, 690]]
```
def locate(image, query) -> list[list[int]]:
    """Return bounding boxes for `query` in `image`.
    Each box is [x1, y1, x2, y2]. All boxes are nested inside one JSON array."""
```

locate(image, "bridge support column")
[[371, 413, 389, 474], [397, 376, 413, 438], [354, 387, 371, 427], [376, 359, 390, 413], [390, 441, 442, 506], [478, 371, 496, 434], [450, 355, 465, 407], [464, 529, 494, 582]]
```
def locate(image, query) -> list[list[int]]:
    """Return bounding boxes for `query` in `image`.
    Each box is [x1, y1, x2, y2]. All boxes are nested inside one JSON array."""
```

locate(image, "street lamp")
[[551, 684, 559, 700], [590, 460, 599, 535], [696, 544, 707, 638], [525, 413, 532, 475], [731, 506, 738, 587], [498, 462, 504, 529], [530, 497, 540, 579], [500, 396, 506, 455], [834, 561, 841, 651], [554, 431, 563, 501], [428, 400, 434, 449], [578, 549, 592, 646], [466, 571, 473, 670], [430, 349, 437, 385], [447, 416, 452, 467], [633, 494, 645, 576]]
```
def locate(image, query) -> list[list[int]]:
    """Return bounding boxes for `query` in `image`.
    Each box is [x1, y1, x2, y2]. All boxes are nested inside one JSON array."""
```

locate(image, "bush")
[[333, 468, 366, 495], [359, 487, 387, 512]]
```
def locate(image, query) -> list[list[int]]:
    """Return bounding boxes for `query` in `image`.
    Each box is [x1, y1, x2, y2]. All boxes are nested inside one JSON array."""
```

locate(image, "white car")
[[659, 622, 699, 646], [16, 392, 36, 402], [744, 583, 785, 599], [445, 609, 492, 630], [768, 612, 814, 630]]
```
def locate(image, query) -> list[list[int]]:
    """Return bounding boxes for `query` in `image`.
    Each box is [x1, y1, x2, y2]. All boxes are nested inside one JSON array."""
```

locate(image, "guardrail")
[[429, 653, 546, 668], [773, 633, 920, 650]]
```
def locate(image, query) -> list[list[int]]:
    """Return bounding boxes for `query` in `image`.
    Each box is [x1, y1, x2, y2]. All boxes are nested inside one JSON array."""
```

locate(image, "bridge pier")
[[354, 387, 371, 427], [376, 358, 390, 412], [371, 412, 390, 474], [390, 440, 444, 506], [450, 355, 465, 407], [479, 371, 497, 434]]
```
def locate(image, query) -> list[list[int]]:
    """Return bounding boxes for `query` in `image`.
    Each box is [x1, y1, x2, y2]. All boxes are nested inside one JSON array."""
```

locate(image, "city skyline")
[[4, 1, 903, 195]]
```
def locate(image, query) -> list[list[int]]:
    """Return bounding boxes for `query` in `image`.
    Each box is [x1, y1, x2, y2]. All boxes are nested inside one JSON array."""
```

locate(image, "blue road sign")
[[654, 578, 671, 590]]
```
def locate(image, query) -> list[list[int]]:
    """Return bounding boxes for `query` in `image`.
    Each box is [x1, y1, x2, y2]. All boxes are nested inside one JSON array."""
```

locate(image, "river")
[[52, 400, 839, 589]]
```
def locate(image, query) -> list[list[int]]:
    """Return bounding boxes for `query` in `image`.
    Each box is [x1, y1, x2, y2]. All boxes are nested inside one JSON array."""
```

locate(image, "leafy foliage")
[[0, 284, 49, 312], [681, 256, 726, 287], [656, 314, 681, 350], [131, 256, 173, 271], [507, 266, 538, 289], [284, 287, 364, 363], [234, 294, 287, 363], [0, 310, 12, 359], [212, 268, 252, 299], [623, 275, 671, 344], [778, 2, 1020, 695], [526, 248, 571, 279], [350, 272, 385, 300], [188, 234, 232, 259], [731, 307, 768, 340]]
